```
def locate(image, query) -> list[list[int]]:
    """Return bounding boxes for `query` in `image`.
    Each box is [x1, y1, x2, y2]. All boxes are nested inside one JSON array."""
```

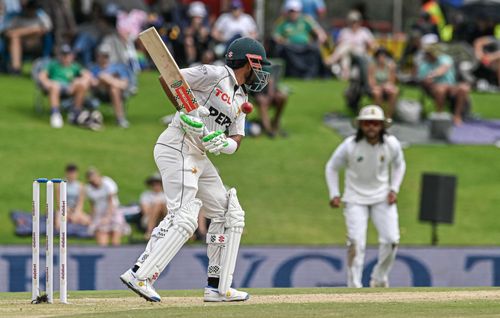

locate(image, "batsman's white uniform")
[[325, 134, 406, 288], [134, 64, 247, 288]]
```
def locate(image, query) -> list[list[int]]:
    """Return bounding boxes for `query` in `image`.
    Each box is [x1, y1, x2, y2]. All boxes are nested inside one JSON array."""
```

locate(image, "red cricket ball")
[[240, 102, 253, 114]]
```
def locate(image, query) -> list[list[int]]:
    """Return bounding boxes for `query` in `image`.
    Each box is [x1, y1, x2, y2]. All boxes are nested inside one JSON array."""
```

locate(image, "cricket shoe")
[[120, 269, 161, 302], [369, 279, 389, 288], [204, 287, 249, 302]]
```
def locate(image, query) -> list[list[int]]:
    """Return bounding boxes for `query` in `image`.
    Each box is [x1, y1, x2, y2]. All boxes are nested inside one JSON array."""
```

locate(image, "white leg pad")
[[135, 199, 201, 280], [218, 188, 245, 295]]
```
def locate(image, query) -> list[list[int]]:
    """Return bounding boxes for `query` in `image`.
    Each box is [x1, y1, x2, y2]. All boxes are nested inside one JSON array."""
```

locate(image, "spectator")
[[325, 105, 406, 288], [474, 36, 500, 87], [38, 43, 92, 128], [4, 0, 52, 74], [251, 66, 288, 137], [211, 0, 257, 44], [273, 0, 327, 78], [183, 1, 210, 65], [55, 164, 91, 230], [417, 44, 471, 125], [325, 10, 376, 80], [285, 0, 326, 22], [139, 173, 167, 239], [368, 48, 399, 119], [84, 167, 126, 246], [89, 44, 130, 128]]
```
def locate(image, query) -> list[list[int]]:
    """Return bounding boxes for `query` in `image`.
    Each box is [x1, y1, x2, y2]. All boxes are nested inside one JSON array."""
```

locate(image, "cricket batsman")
[[120, 37, 270, 302], [325, 105, 406, 288]]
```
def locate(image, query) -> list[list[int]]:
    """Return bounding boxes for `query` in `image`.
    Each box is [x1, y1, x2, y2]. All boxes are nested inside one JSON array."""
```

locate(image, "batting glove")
[[202, 130, 228, 154], [179, 113, 204, 138]]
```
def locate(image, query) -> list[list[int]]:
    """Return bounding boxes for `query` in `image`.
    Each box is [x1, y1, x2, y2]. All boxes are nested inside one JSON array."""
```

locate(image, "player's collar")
[[225, 65, 238, 85]]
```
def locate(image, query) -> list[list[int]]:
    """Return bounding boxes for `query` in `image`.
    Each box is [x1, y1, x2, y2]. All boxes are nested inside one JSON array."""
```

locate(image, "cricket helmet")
[[225, 37, 270, 92]]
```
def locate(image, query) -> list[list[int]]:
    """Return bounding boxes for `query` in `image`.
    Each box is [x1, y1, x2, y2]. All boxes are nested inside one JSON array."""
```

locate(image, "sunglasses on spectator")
[[361, 120, 382, 127]]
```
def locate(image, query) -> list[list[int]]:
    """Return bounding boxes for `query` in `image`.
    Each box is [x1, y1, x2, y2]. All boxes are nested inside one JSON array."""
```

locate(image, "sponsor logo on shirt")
[[215, 88, 231, 105], [209, 106, 232, 128]]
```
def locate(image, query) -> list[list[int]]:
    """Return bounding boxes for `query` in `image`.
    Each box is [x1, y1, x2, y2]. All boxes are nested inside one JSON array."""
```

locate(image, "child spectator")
[[64, 163, 91, 226], [84, 167, 126, 246], [139, 173, 167, 239], [38, 44, 92, 128]]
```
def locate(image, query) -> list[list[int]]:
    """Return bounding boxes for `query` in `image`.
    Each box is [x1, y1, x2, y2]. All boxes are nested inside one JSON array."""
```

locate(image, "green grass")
[[1, 72, 500, 245], [2, 288, 500, 317]]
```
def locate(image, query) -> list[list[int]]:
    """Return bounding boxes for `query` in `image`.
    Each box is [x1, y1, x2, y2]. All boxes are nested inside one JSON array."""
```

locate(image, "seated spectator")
[[417, 44, 470, 125], [183, 1, 210, 65], [273, 0, 327, 78], [251, 66, 289, 137], [83, 167, 126, 246], [89, 44, 130, 128], [63, 163, 91, 226], [325, 10, 376, 81], [38, 44, 92, 128], [368, 48, 399, 119], [211, 0, 257, 44], [474, 36, 500, 86], [139, 173, 167, 239], [3, 0, 52, 74]]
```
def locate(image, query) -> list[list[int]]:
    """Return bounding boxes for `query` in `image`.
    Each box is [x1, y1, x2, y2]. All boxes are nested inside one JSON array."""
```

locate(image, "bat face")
[[139, 27, 200, 114]]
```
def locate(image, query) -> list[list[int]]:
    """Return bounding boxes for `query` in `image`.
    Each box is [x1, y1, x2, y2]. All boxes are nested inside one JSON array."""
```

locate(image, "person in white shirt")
[[325, 105, 406, 288], [139, 173, 167, 239], [120, 37, 270, 303], [326, 10, 377, 80], [211, 0, 257, 43]]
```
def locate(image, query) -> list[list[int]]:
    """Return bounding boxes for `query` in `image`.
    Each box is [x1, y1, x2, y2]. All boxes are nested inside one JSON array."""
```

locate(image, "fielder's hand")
[[180, 113, 204, 138], [330, 196, 341, 208], [202, 130, 228, 154], [388, 191, 397, 205]]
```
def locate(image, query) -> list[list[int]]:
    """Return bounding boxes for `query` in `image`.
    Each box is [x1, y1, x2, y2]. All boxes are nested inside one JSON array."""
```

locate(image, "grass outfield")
[[2, 288, 500, 317], [1, 72, 500, 245]]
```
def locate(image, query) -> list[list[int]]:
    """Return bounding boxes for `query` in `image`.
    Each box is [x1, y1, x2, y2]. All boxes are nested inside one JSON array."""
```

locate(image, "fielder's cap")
[[347, 10, 362, 22], [285, 0, 303, 12], [188, 1, 207, 18], [231, 0, 243, 9], [60, 44, 73, 54], [226, 37, 271, 65], [354, 105, 391, 127], [145, 173, 162, 185]]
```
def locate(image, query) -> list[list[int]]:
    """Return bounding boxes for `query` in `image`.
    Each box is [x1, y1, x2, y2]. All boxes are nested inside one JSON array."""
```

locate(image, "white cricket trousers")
[[141, 126, 230, 279], [343, 201, 400, 288]]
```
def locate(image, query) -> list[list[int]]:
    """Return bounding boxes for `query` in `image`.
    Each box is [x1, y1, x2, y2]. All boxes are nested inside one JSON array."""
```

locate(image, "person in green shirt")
[[272, 0, 326, 78], [38, 44, 91, 128]]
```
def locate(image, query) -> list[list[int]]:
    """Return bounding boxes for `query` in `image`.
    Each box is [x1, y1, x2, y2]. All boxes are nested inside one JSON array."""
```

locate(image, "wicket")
[[32, 178, 68, 304]]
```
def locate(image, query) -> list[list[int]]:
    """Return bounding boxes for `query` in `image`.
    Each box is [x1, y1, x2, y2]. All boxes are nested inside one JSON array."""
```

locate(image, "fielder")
[[325, 105, 406, 288], [120, 37, 270, 302]]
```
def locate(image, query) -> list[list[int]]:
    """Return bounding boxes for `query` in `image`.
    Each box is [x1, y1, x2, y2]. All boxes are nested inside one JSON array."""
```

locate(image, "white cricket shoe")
[[369, 279, 389, 288], [204, 287, 249, 302], [120, 269, 161, 302], [50, 112, 63, 128]]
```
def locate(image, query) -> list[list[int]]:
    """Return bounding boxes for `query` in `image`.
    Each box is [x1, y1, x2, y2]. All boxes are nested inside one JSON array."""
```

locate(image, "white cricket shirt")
[[161, 64, 247, 152], [325, 135, 406, 205]]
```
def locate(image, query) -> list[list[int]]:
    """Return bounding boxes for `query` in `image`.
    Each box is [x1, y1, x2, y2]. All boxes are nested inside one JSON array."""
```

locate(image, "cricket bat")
[[138, 27, 201, 114]]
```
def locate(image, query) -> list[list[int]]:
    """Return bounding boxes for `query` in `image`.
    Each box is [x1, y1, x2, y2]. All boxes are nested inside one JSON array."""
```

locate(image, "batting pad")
[[135, 199, 201, 280], [218, 189, 245, 295]]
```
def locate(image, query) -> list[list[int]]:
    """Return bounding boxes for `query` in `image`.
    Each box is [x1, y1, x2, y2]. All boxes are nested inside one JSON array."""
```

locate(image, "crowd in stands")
[[1, 0, 500, 129]]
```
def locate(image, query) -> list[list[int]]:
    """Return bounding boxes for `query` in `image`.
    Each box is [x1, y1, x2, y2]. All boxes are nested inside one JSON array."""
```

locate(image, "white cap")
[[357, 105, 386, 121], [285, 0, 303, 12], [347, 10, 362, 22], [420, 33, 439, 48], [188, 1, 207, 18]]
